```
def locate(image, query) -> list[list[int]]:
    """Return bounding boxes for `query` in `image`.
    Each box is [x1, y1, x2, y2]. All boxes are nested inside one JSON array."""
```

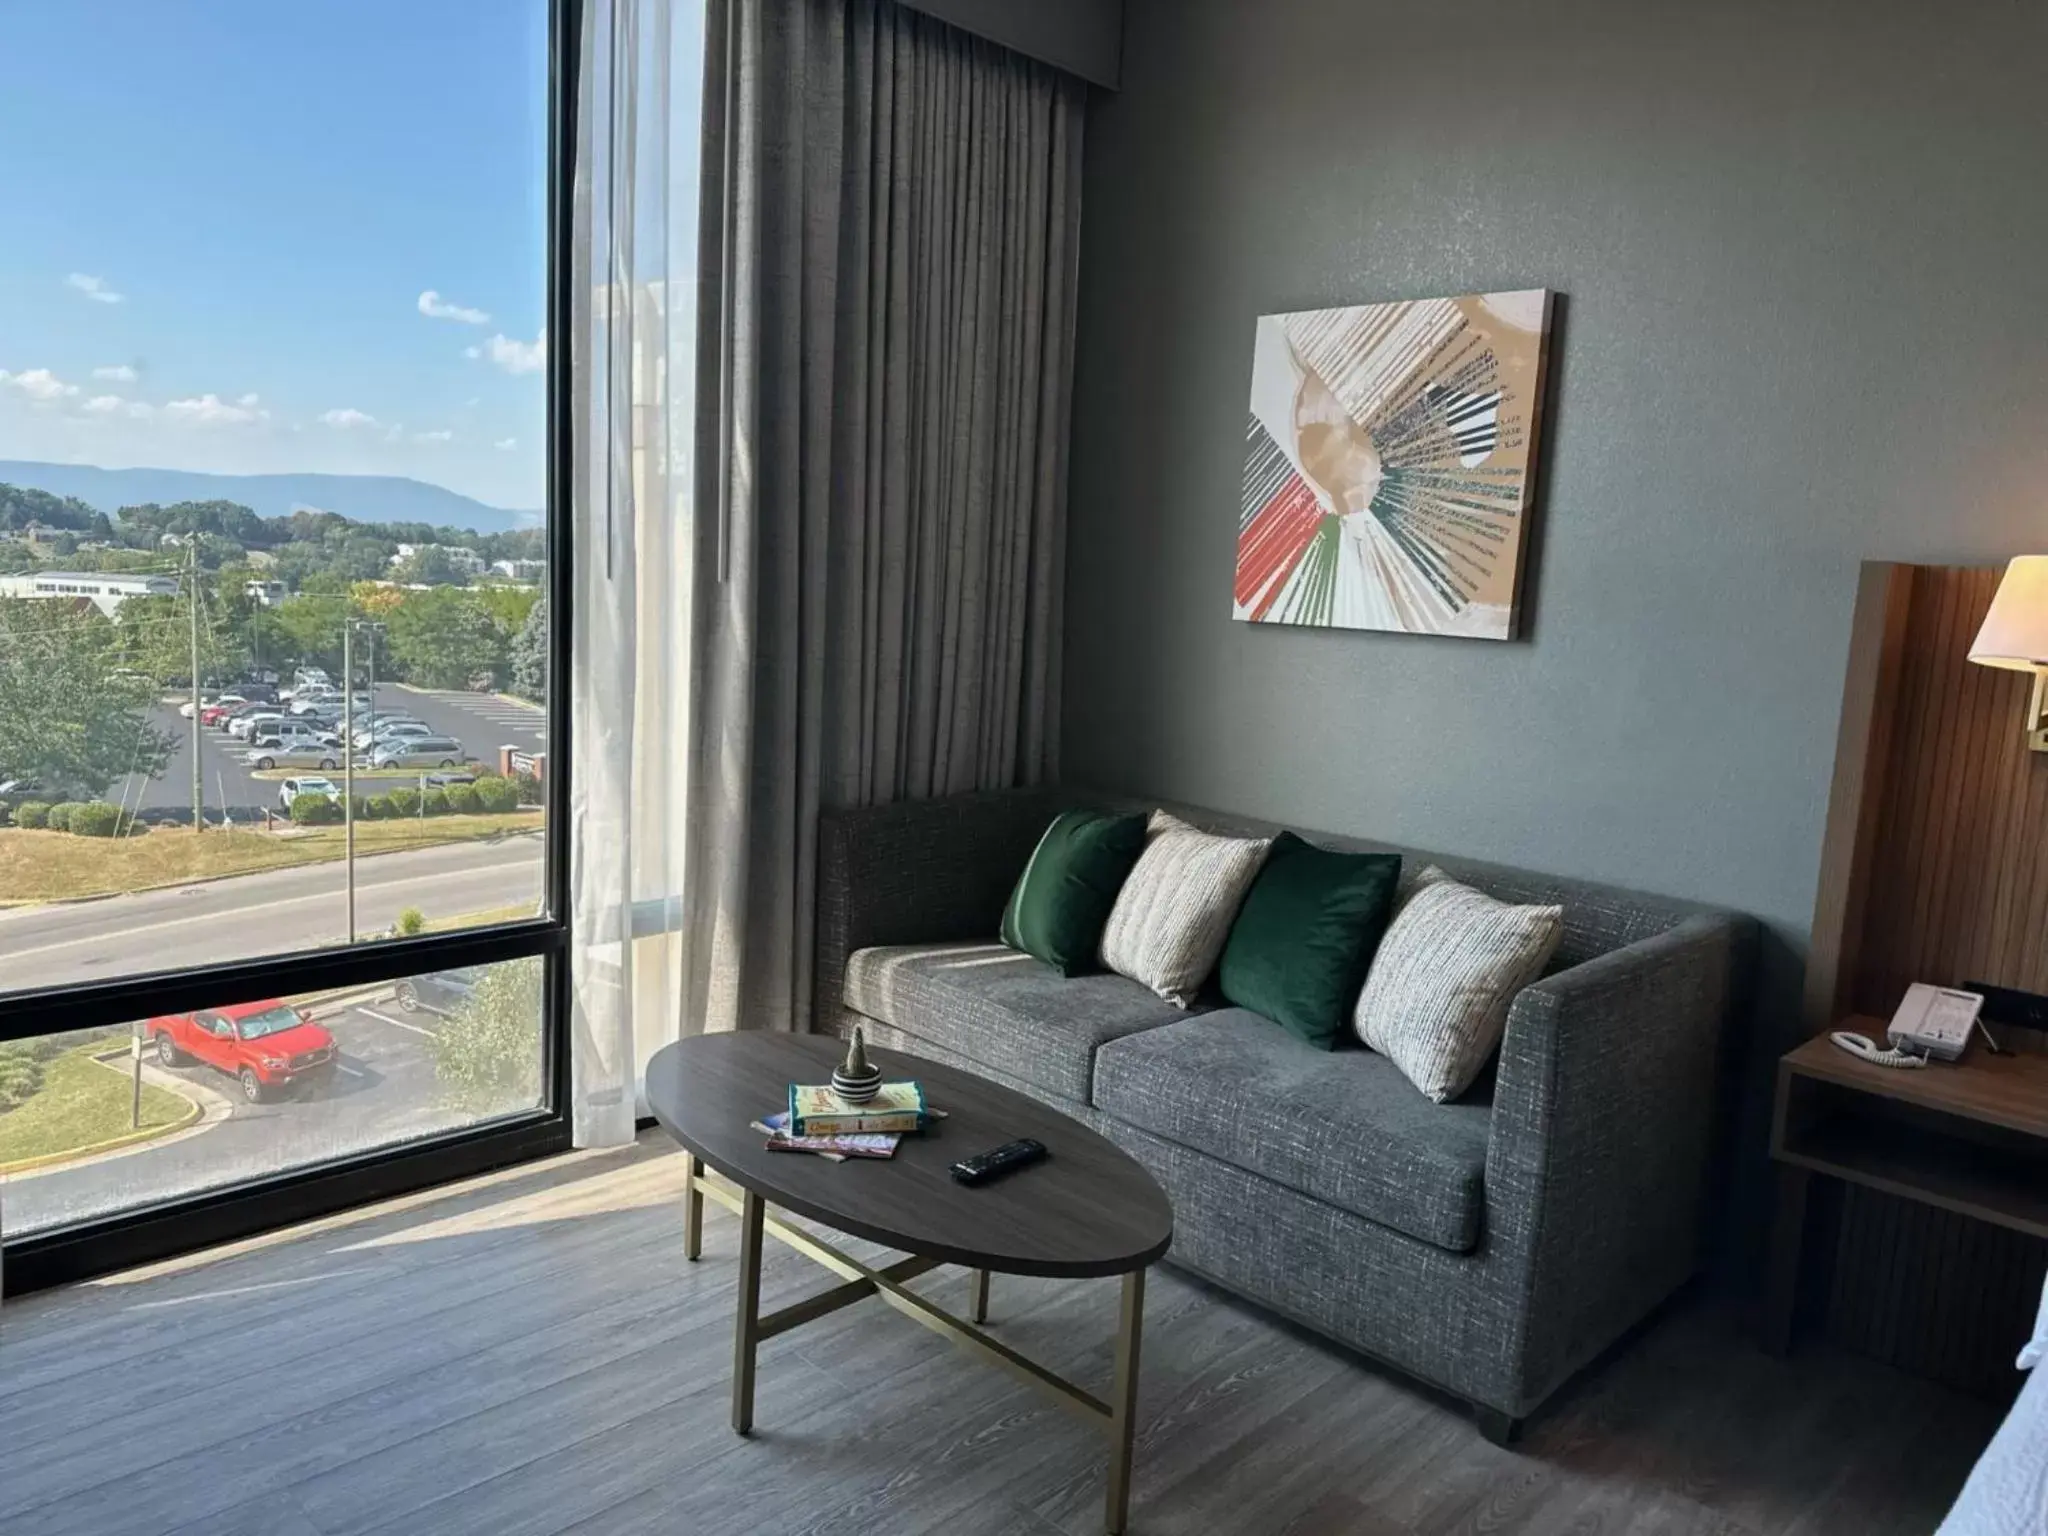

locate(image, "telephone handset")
[[1829, 1030, 1928, 1070]]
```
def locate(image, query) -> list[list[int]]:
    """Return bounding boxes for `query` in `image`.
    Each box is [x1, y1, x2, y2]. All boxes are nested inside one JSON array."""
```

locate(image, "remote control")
[[951, 1138, 1047, 1185]]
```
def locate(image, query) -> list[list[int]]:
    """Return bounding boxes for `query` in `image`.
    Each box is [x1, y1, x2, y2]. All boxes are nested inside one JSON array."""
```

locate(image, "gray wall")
[[1064, 0, 2048, 955], [896, 0, 1122, 87]]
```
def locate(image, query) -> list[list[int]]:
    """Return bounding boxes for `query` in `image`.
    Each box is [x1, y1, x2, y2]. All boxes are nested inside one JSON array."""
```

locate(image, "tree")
[[388, 587, 506, 688], [0, 602, 173, 795], [432, 958, 543, 1113], [509, 596, 548, 704]]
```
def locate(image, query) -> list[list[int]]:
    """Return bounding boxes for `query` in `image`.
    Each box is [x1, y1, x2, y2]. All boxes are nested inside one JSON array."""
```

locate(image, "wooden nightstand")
[[1762, 1021, 2048, 1354]]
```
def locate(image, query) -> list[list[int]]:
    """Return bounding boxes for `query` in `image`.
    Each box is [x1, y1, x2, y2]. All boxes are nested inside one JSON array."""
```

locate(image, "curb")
[[0, 1053, 209, 1178]]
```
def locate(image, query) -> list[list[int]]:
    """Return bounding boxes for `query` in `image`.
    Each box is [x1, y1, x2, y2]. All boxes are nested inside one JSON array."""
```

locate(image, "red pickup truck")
[[150, 1000, 339, 1102]]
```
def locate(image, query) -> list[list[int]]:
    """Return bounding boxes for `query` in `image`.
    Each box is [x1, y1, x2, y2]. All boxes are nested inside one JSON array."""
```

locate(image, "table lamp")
[[1968, 555, 2048, 751]]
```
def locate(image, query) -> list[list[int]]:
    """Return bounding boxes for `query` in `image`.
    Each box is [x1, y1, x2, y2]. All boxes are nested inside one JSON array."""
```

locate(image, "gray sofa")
[[815, 787, 1755, 1438]]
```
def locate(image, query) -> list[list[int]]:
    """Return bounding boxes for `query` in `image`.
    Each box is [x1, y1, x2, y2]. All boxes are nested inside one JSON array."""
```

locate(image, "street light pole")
[[343, 618, 386, 944], [343, 622, 355, 942], [187, 539, 203, 834]]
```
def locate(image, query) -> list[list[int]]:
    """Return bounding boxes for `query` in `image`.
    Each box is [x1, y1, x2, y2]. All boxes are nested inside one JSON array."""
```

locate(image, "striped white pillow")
[[1100, 812, 1271, 1007], [1354, 867, 1563, 1102]]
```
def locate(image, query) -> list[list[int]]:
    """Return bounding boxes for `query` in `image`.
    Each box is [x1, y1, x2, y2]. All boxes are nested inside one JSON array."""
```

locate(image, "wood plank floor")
[[0, 1135, 2003, 1535]]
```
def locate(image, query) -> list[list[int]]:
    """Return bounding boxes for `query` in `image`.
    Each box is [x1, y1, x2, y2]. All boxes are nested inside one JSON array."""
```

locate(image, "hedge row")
[[5, 800, 144, 836], [286, 774, 524, 825]]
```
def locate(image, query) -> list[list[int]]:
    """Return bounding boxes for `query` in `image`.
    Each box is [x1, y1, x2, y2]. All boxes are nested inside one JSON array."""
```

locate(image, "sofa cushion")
[[1093, 1010, 1494, 1253], [844, 940, 1196, 1103], [1218, 833, 1402, 1050], [1101, 812, 1272, 1006], [999, 809, 1150, 976]]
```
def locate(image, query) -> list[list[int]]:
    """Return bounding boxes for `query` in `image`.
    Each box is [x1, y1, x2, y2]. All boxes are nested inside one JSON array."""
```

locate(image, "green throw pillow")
[[1000, 810, 1149, 976], [1218, 832, 1401, 1049]]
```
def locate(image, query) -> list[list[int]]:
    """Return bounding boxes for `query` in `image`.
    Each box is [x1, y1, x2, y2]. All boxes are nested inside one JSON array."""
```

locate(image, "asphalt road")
[[0, 835, 544, 993], [2, 984, 541, 1237], [115, 684, 547, 817]]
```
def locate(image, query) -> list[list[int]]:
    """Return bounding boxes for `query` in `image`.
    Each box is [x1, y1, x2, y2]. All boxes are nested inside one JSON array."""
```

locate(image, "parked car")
[[149, 1000, 337, 1102], [291, 667, 333, 690], [229, 711, 282, 740], [246, 745, 342, 772], [278, 775, 340, 810], [199, 703, 236, 727], [393, 968, 480, 1015], [370, 736, 466, 769], [252, 722, 338, 750], [356, 719, 431, 750]]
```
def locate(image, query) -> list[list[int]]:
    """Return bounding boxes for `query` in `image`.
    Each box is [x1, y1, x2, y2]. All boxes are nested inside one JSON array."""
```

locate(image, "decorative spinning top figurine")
[[831, 1026, 883, 1104]]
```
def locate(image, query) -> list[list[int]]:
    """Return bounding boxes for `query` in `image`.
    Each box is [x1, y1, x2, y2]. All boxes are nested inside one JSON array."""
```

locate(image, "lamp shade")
[[1968, 557, 2048, 671]]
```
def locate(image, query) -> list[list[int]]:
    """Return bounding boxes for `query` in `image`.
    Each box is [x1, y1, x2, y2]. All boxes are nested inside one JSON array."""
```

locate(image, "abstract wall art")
[[1236, 289, 1554, 640]]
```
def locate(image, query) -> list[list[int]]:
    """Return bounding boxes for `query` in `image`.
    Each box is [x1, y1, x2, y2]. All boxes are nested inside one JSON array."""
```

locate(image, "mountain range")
[[0, 461, 539, 535]]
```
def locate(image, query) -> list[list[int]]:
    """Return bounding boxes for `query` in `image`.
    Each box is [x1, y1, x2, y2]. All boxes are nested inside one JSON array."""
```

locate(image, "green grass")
[[0, 810, 544, 904], [0, 1041, 196, 1172]]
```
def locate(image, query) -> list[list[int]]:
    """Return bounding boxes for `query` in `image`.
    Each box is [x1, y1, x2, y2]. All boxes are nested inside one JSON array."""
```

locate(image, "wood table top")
[[1783, 1021, 2048, 1141], [646, 1034, 1173, 1278]]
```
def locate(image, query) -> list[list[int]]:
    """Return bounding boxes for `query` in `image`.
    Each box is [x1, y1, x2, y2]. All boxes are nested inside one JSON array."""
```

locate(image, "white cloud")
[[65, 273, 125, 305], [83, 394, 124, 414], [464, 345, 481, 361], [413, 428, 454, 443], [164, 392, 269, 426], [476, 330, 546, 376], [0, 367, 80, 402], [93, 363, 139, 383], [418, 289, 490, 325], [494, 437, 518, 451], [320, 407, 378, 429]]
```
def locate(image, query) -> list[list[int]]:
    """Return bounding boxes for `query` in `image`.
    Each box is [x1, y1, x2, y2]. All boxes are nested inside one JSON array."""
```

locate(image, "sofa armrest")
[[813, 787, 1079, 1033], [1482, 911, 1755, 1411]]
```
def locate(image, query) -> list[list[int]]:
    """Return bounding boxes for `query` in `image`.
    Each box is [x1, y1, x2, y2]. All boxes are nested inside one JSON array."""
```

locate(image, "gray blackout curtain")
[[686, 0, 1087, 1035]]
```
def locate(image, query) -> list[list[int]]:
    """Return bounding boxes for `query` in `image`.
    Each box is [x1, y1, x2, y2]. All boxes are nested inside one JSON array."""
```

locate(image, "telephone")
[[1887, 983, 1986, 1061], [1829, 983, 1997, 1070]]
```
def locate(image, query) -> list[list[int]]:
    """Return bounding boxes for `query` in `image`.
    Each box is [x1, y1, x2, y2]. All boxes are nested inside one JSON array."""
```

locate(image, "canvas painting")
[[1236, 289, 1553, 640]]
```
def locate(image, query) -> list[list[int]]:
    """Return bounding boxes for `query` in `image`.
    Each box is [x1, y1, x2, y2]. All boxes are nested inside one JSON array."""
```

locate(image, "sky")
[[0, 2, 551, 512]]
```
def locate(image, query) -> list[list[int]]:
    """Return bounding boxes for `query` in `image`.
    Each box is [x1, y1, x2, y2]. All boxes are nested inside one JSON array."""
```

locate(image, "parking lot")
[[111, 685, 547, 820], [0, 977, 540, 1237]]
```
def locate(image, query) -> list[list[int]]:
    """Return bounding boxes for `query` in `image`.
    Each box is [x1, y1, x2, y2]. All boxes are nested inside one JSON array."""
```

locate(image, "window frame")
[[0, 0, 584, 1297]]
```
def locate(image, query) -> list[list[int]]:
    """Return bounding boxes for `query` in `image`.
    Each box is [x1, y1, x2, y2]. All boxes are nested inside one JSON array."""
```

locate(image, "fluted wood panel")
[[1807, 561, 2048, 1396], [1851, 563, 2048, 1020]]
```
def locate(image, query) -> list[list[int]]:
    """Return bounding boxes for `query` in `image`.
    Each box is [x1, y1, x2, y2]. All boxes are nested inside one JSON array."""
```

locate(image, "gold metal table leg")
[[687, 1162, 1146, 1531], [683, 1152, 704, 1261], [1105, 1267, 1145, 1535], [731, 1188, 764, 1434]]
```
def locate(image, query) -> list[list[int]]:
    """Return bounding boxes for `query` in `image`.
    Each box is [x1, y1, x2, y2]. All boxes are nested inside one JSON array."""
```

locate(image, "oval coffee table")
[[647, 1032, 1172, 1535]]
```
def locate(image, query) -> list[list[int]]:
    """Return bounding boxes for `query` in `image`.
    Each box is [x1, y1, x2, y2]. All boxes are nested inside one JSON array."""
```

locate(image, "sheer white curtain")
[[567, 0, 706, 1147]]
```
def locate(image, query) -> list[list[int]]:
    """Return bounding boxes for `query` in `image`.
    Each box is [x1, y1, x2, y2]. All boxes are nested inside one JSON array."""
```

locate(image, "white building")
[[490, 558, 545, 582], [244, 579, 288, 607], [0, 571, 179, 618], [390, 542, 487, 576]]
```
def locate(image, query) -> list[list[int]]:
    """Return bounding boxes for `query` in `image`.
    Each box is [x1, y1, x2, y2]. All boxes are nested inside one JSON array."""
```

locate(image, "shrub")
[[442, 782, 481, 815], [512, 770, 544, 806], [474, 776, 521, 813], [0, 1045, 45, 1115], [363, 794, 395, 820], [13, 801, 51, 829], [66, 802, 124, 838], [46, 801, 85, 833], [433, 956, 543, 1113], [387, 787, 422, 818], [290, 792, 343, 825], [396, 906, 426, 936], [420, 788, 450, 817]]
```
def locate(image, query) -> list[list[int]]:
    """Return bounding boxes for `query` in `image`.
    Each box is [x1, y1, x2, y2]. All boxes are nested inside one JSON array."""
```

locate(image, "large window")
[[0, 0, 575, 1291]]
